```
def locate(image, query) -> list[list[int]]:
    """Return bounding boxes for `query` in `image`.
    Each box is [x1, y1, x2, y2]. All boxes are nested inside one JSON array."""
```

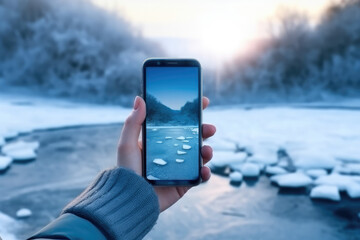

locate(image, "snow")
[[265, 166, 287, 175], [314, 173, 357, 191], [346, 183, 360, 198], [0, 211, 21, 240], [211, 151, 247, 167], [271, 172, 312, 188], [0, 156, 13, 171], [153, 158, 167, 166], [176, 159, 184, 163], [5, 148, 37, 162], [156, 141, 163, 144], [229, 171, 243, 182], [182, 144, 191, 150], [16, 208, 32, 218], [2, 140, 39, 155], [240, 163, 260, 178], [310, 185, 341, 201], [177, 150, 186, 155], [306, 169, 328, 178]]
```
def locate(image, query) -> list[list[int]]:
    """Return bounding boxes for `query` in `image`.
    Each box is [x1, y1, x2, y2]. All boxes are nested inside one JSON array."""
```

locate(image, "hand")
[[117, 96, 216, 212]]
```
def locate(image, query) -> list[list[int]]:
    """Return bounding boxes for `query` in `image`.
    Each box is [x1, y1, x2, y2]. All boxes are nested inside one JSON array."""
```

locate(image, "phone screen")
[[143, 61, 201, 184]]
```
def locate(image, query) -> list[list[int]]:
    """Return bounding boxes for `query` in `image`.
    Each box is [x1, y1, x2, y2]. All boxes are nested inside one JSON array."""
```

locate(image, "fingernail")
[[133, 96, 140, 110]]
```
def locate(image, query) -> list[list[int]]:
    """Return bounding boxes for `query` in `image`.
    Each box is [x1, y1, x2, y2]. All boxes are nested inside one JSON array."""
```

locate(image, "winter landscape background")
[[1, 0, 360, 239]]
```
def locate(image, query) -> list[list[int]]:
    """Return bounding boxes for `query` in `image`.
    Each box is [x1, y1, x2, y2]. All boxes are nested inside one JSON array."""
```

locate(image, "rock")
[[177, 136, 185, 140], [16, 208, 32, 218], [240, 163, 260, 178], [177, 150, 186, 155], [182, 144, 191, 150], [229, 171, 243, 182], [176, 159, 184, 163], [347, 183, 360, 198], [0, 156, 12, 172], [271, 172, 312, 188], [306, 169, 327, 178], [153, 158, 167, 166], [265, 166, 287, 175], [310, 185, 340, 201]]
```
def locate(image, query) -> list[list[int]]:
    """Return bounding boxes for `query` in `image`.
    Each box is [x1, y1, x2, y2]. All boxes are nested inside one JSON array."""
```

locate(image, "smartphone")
[[142, 58, 202, 186]]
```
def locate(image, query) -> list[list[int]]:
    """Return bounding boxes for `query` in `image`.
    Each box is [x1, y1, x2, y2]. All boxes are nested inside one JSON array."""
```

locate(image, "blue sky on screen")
[[146, 67, 198, 110]]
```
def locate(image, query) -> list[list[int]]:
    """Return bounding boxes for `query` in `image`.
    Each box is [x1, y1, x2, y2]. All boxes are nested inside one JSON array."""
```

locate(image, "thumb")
[[118, 96, 146, 153]]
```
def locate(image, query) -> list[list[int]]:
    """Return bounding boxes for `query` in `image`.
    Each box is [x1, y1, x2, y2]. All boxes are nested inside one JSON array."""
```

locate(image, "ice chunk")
[[192, 128, 199, 134], [153, 158, 167, 166], [291, 151, 337, 170], [240, 163, 260, 178], [271, 172, 312, 188], [2, 140, 39, 155], [314, 173, 356, 191], [147, 175, 160, 180], [152, 128, 158, 131], [229, 171, 243, 182], [156, 141, 163, 144], [7, 148, 37, 162], [186, 137, 193, 139], [183, 144, 191, 150], [211, 151, 247, 168], [347, 183, 360, 198], [310, 185, 340, 201], [16, 208, 32, 218], [306, 169, 327, 178], [265, 166, 287, 175], [174, 144, 179, 147], [333, 164, 360, 175], [248, 153, 278, 165], [0, 156, 12, 171], [177, 136, 185, 140], [177, 150, 186, 155], [165, 136, 172, 139], [176, 159, 184, 163], [182, 140, 189, 143]]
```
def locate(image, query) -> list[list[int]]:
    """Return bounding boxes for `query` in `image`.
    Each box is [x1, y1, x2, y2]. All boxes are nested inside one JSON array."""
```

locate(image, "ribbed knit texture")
[[62, 167, 159, 240]]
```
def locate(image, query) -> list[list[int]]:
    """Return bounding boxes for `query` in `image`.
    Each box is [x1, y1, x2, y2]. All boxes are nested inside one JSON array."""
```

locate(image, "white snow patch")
[[177, 150, 186, 155], [176, 159, 184, 163], [182, 144, 191, 150], [291, 151, 337, 170], [16, 208, 32, 218], [6, 148, 37, 162], [271, 172, 312, 188], [306, 169, 328, 178], [229, 171, 243, 182], [314, 173, 357, 191], [265, 166, 287, 175], [310, 185, 340, 201], [2, 140, 39, 155], [147, 175, 160, 180], [240, 163, 260, 178], [211, 151, 246, 168], [347, 183, 360, 198], [0, 156, 12, 171], [176, 136, 185, 140], [156, 141, 163, 144], [153, 158, 167, 166]]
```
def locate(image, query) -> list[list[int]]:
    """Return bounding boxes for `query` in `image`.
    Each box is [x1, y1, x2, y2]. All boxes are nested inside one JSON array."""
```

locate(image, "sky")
[[146, 67, 198, 110], [91, 0, 339, 64]]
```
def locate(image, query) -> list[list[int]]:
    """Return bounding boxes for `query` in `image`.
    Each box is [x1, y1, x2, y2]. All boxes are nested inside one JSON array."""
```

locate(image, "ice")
[[156, 141, 163, 144], [333, 164, 360, 175], [177, 136, 185, 140], [347, 183, 360, 198], [176, 159, 184, 163], [265, 166, 287, 175], [182, 144, 191, 150], [174, 144, 179, 147], [306, 169, 328, 178], [2, 140, 39, 155], [240, 163, 260, 178], [152, 128, 158, 131], [314, 173, 357, 191], [191, 128, 199, 134], [165, 136, 172, 139], [182, 140, 190, 143], [310, 185, 340, 201], [229, 171, 243, 182], [0, 211, 21, 240], [0, 136, 5, 146], [147, 175, 160, 180], [211, 151, 247, 167], [204, 138, 236, 151], [271, 172, 312, 188], [177, 150, 186, 155], [0, 156, 12, 171], [153, 158, 167, 166], [16, 208, 32, 218], [291, 151, 337, 170], [186, 137, 193, 139]]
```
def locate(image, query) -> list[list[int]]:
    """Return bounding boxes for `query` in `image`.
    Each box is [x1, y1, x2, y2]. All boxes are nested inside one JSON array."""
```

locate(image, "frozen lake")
[[146, 126, 199, 180]]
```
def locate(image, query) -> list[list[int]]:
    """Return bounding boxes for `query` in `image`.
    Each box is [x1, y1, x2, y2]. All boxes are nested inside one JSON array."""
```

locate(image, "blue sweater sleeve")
[[29, 167, 160, 240]]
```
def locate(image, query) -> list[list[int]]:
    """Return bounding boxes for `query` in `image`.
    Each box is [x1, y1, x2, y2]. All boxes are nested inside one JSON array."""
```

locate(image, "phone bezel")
[[142, 58, 203, 186]]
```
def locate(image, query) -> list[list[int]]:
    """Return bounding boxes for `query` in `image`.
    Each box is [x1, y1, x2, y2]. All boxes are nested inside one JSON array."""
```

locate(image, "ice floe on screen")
[[153, 158, 167, 166]]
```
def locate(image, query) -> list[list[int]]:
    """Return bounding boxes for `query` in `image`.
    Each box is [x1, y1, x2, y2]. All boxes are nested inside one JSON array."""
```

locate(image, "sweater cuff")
[[62, 167, 159, 240]]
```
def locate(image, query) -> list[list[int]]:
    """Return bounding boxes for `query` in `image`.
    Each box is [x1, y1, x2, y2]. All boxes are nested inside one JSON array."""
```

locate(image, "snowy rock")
[[176, 159, 184, 163], [2, 140, 40, 155], [174, 144, 179, 147], [147, 175, 160, 180], [153, 158, 167, 166], [156, 141, 163, 144], [229, 171, 243, 182], [0, 156, 12, 171], [182, 140, 189, 143], [16, 208, 32, 218], [177, 150, 186, 155], [265, 166, 287, 175], [212, 151, 247, 168], [314, 173, 356, 191], [291, 151, 337, 170], [177, 136, 185, 140], [165, 136, 172, 139], [306, 169, 327, 178], [6, 148, 37, 162], [271, 173, 312, 188], [310, 185, 340, 201], [346, 183, 360, 198], [248, 153, 278, 165], [240, 163, 260, 178], [182, 144, 191, 150]]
